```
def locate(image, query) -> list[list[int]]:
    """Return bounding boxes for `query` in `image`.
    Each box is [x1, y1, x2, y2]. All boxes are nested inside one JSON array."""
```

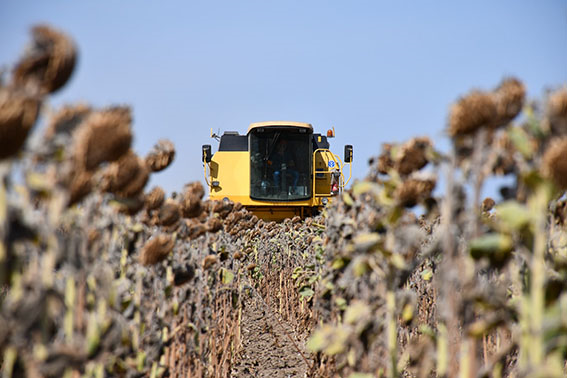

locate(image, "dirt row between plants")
[[230, 288, 311, 378]]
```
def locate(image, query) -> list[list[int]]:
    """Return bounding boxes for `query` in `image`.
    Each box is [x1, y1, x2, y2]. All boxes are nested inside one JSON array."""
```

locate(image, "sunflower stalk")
[[387, 289, 399, 378], [64, 276, 76, 343], [527, 184, 551, 369], [0, 166, 7, 290]]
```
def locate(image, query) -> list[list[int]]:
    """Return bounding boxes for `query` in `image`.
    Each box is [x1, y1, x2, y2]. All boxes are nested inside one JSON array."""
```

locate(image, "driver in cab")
[[268, 139, 299, 192]]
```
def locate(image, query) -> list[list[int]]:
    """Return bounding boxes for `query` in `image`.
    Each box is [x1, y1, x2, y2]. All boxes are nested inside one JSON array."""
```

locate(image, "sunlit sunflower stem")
[[528, 185, 549, 368], [0, 169, 6, 289], [437, 323, 449, 376], [387, 290, 399, 378]]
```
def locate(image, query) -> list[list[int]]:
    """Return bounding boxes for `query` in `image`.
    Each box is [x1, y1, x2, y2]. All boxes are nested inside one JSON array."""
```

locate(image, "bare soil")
[[231, 291, 312, 378]]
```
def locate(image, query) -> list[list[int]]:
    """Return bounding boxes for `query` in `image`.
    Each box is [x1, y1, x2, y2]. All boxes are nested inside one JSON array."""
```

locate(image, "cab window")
[[250, 129, 311, 201]]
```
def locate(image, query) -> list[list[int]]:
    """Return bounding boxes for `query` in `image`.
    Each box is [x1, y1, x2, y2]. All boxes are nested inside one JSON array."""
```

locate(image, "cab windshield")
[[250, 129, 311, 201]]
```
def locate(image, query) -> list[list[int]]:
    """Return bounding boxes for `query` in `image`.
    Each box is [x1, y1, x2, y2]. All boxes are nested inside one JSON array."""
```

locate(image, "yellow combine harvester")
[[202, 121, 353, 221]]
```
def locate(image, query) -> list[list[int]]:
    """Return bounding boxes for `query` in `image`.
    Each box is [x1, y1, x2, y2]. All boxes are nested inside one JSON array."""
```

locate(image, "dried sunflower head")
[[173, 265, 195, 286], [182, 182, 205, 218], [547, 88, 567, 136], [100, 149, 149, 198], [493, 77, 525, 128], [185, 181, 205, 199], [100, 149, 138, 190], [67, 168, 93, 206], [119, 161, 149, 198], [13, 24, 77, 94], [144, 186, 165, 210], [145, 139, 175, 172], [542, 136, 567, 191], [116, 195, 145, 215], [396, 137, 432, 176], [491, 132, 517, 175], [187, 220, 208, 240], [377, 143, 394, 175], [206, 217, 223, 233], [158, 199, 182, 227], [553, 199, 567, 226], [73, 106, 133, 171], [449, 91, 497, 137], [482, 197, 495, 213], [212, 199, 234, 219], [202, 255, 218, 270], [45, 103, 91, 139], [139, 234, 175, 266], [395, 176, 436, 208], [0, 87, 41, 159]]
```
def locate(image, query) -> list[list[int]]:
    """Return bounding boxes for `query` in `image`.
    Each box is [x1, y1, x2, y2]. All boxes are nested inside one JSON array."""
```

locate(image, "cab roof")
[[247, 121, 313, 134]]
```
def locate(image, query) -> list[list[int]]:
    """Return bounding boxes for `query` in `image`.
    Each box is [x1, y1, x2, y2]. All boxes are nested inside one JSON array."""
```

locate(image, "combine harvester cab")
[[202, 121, 353, 221]]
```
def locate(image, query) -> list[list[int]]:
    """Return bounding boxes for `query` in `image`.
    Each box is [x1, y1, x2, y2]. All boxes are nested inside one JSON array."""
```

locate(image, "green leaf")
[[352, 181, 381, 197], [306, 328, 326, 352], [332, 257, 350, 270], [469, 233, 514, 267], [131, 223, 144, 233], [220, 268, 234, 285], [387, 205, 403, 224], [377, 186, 395, 206], [508, 126, 534, 159], [311, 236, 323, 244], [348, 373, 374, 378], [291, 267, 303, 280], [308, 274, 320, 285], [390, 253, 406, 270], [352, 233, 381, 252], [496, 201, 532, 231], [306, 325, 349, 355], [421, 269, 433, 281], [419, 325, 435, 337], [401, 303, 414, 323], [86, 314, 101, 357], [326, 328, 349, 355], [335, 297, 347, 310], [26, 172, 51, 192], [344, 301, 370, 325], [347, 348, 357, 367], [342, 192, 354, 207], [136, 351, 146, 372], [521, 170, 545, 191], [299, 286, 315, 300], [352, 258, 369, 277]]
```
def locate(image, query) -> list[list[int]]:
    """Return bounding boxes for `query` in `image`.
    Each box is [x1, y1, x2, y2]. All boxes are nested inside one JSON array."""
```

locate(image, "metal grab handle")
[[312, 148, 343, 198]]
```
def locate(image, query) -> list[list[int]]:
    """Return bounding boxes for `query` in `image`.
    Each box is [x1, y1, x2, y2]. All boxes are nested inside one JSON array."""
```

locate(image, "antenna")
[[210, 128, 220, 141]]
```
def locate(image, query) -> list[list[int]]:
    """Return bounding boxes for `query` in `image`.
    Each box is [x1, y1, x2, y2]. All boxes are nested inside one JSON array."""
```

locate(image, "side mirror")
[[344, 145, 353, 163], [202, 145, 212, 163]]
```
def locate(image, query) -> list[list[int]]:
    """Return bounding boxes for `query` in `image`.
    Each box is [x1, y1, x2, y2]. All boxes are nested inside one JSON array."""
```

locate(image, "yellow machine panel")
[[209, 151, 250, 202]]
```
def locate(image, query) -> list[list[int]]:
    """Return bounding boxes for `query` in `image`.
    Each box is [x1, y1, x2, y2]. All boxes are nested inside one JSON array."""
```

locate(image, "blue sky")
[[1, 1, 566, 195]]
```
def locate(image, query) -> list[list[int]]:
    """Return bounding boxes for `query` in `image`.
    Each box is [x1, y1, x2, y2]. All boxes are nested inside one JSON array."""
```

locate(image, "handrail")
[[341, 157, 352, 188], [203, 162, 211, 188], [312, 148, 342, 199], [345, 163, 352, 187], [332, 153, 345, 189], [331, 153, 352, 189]]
